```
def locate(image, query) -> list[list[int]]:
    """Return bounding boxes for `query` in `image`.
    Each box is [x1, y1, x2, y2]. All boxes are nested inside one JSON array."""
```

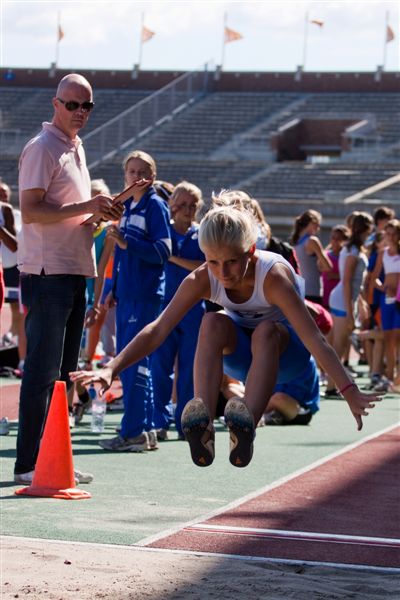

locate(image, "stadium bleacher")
[[1, 68, 398, 239]]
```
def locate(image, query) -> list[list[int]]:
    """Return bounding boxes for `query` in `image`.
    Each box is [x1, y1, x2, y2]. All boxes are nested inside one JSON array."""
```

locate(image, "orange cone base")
[[15, 486, 91, 500]]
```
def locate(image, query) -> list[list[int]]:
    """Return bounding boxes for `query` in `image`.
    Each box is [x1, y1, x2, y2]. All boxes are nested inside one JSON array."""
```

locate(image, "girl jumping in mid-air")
[[71, 198, 381, 468]]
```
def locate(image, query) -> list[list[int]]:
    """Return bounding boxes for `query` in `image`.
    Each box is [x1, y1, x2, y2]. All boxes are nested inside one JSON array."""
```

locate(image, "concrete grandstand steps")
[[0, 87, 151, 152], [211, 94, 309, 160], [136, 92, 302, 156], [242, 162, 400, 201], [90, 157, 267, 198]]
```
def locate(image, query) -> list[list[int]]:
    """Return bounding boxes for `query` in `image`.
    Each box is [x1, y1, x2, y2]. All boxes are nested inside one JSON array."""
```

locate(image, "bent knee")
[[252, 320, 281, 345], [199, 311, 233, 338]]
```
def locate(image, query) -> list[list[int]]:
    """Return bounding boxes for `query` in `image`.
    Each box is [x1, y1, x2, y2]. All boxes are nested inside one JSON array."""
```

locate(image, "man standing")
[[14, 73, 121, 484]]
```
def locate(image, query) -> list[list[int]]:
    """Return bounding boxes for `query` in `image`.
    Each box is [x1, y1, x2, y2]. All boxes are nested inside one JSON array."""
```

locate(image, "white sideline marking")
[[137, 422, 399, 547], [3, 536, 400, 574], [185, 524, 400, 548]]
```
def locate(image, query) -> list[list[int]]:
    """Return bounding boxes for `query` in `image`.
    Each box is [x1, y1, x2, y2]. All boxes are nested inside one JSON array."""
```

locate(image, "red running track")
[[146, 426, 400, 569]]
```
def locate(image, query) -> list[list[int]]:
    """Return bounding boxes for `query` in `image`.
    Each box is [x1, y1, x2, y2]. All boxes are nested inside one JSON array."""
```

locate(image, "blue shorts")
[[223, 321, 311, 385], [274, 356, 320, 414], [380, 296, 400, 331]]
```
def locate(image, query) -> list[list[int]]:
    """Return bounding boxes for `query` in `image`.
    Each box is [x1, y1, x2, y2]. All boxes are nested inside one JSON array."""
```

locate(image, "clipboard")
[[81, 180, 150, 225]]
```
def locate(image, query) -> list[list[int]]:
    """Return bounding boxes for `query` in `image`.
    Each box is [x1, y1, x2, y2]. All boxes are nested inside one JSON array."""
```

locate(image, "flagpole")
[[220, 12, 227, 70], [302, 11, 309, 70], [138, 12, 145, 69], [55, 11, 61, 68], [382, 10, 389, 70]]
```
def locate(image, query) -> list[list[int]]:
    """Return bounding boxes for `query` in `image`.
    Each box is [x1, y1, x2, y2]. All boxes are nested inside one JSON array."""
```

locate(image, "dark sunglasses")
[[57, 98, 94, 112]]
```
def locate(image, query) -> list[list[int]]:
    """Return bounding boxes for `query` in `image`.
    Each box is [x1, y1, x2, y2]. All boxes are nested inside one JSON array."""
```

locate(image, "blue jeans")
[[15, 273, 86, 474]]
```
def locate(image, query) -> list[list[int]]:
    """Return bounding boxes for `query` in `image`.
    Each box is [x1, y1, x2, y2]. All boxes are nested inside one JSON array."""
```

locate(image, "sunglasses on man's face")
[[57, 98, 95, 112]]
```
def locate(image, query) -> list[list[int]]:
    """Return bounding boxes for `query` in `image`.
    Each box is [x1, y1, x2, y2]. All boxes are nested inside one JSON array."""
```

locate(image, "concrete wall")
[[1, 67, 399, 92]]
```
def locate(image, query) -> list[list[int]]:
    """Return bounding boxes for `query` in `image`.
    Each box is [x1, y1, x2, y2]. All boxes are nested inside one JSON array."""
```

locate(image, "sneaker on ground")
[[373, 376, 391, 393], [323, 388, 342, 398], [344, 364, 358, 378], [0, 417, 10, 435], [181, 398, 215, 467], [263, 410, 286, 426], [224, 397, 255, 468], [68, 412, 75, 429], [14, 470, 34, 485], [147, 430, 159, 450], [288, 408, 312, 425], [73, 389, 92, 425], [156, 428, 169, 441], [99, 433, 149, 452], [14, 469, 93, 485], [1, 332, 14, 346]]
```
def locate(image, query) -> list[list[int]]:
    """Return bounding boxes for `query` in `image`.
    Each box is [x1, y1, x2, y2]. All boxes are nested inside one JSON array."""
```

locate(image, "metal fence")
[[83, 65, 210, 169]]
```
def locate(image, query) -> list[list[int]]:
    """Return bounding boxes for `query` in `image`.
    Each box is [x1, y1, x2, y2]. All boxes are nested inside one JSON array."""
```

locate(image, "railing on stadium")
[[83, 65, 210, 169]]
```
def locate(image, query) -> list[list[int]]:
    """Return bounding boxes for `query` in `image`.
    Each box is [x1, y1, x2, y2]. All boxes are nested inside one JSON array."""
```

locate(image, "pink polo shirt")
[[18, 122, 96, 277]]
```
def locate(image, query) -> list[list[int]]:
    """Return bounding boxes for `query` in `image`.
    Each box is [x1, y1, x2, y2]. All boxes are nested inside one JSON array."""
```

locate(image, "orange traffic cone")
[[15, 380, 91, 500]]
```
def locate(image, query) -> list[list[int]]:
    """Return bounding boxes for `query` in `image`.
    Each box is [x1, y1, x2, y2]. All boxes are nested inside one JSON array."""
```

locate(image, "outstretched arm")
[[70, 266, 210, 393]]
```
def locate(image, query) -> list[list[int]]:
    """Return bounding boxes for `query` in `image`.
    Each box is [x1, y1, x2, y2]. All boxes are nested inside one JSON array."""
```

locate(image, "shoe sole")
[[181, 399, 214, 467], [224, 399, 255, 468]]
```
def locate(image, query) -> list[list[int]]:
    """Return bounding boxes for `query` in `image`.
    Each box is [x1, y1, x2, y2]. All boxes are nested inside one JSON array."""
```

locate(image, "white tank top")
[[383, 248, 400, 275], [208, 250, 305, 329]]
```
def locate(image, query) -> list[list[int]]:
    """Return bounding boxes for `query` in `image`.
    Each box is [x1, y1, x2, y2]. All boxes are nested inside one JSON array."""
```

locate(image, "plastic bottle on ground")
[[90, 384, 106, 433]]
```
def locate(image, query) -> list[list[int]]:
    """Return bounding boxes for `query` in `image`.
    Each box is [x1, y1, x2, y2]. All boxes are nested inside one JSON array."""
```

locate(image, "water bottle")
[[89, 384, 106, 433]]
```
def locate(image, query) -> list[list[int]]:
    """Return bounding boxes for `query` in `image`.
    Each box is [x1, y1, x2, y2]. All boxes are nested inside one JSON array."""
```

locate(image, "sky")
[[1, 0, 399, 73]]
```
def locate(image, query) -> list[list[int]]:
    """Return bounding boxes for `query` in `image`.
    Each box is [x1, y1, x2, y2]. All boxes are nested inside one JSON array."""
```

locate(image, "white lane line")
[[184, 524, 400, 548], [137, 422, 399, 547]]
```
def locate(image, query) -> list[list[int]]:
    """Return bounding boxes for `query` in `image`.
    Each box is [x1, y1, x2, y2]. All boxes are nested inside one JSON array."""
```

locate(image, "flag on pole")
[[224, 26, 243, 44], [58, 25, 64, 41], [386, 24, 395, 43], [141, 25, 155, 43], [310, 19, 324, 27]]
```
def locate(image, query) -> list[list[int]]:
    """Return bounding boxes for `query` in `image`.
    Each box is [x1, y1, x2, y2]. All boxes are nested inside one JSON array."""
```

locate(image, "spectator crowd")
[[0, 73, 398, 481]]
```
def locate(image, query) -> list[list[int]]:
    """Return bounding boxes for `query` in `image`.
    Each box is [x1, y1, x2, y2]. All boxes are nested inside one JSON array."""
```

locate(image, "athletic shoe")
[[287, 408, 312, 425], [322, 388, 342, 398], [14, 469, 93, 485], [147, 430, 159, 450], [263, 410, 286, 426], [0, 417, 10, 435], [72, 388, 91, 425], [99, 433, 149, 452], [14, 470, 35, 485], [156, 428, 169, 441], [224, 397, 255, 468], [344, 364, 358, 378], [373, 376, 391, 393], [181, 398, 215, 467]]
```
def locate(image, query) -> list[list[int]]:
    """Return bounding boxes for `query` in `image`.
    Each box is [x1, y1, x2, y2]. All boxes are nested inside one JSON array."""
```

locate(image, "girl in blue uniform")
[[71, 197, 382, 467], [98, 151, 171, 452], [152, 182, 206, 440]]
